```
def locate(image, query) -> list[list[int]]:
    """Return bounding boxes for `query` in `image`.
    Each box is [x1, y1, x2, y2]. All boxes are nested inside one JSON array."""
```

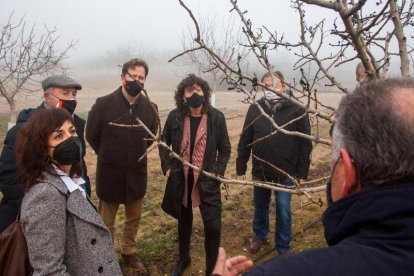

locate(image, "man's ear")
[[44, 92, 51, 103], [121, 75, 126, 86], [339, 148, 359, 197]]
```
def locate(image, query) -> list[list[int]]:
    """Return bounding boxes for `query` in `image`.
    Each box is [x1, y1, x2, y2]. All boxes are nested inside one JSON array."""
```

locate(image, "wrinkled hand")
[[212, 247, 253, 276], [166, 169, 170, 177]]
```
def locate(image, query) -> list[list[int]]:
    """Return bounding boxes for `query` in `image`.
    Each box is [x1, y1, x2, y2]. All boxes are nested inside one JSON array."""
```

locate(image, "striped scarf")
[[180, 114, 208, 208]]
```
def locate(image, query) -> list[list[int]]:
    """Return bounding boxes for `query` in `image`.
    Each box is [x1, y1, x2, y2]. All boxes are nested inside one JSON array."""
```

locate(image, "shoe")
[[172, 256, 191, 276], [121, 253, 147, 273], [248, 238, 266, 254]]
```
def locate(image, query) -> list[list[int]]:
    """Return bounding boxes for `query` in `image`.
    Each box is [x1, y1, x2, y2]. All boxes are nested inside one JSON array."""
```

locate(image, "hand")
[[236, 174, 246, 181], [297, 178, 305, 184], [166, 169, 170, 177], [212, 247, 253, 276]]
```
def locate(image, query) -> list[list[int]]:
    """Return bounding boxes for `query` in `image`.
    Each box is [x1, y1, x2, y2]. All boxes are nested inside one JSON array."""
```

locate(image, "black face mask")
[[61, 99, 77, 114], [186, 93, 205, 108], [51, 136, 82, 165], [49, 95, 77, 114], [125, 80, 142, 97]]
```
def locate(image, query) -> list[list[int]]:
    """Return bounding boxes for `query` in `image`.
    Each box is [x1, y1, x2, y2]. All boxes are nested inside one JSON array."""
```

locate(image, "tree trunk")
[[211, 91, 216, 108], [8, 99, 17, 124], [390, 0, 410, 77]]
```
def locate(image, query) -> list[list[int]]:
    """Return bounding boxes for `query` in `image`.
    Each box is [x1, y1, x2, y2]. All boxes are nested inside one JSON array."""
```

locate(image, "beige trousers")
[[98, 198, 143, 255]]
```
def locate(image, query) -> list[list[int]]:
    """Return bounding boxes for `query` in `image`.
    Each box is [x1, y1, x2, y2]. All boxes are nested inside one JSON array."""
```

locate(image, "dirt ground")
[[0, 89, 342, 275]]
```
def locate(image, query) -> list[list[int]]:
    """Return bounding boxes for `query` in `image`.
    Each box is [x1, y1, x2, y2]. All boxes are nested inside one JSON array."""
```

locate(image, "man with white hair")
[[0, 75, 90, 232], [214, 78, 414, 275]]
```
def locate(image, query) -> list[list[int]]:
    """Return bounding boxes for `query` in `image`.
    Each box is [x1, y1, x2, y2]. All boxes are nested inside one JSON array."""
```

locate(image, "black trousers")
[[178, 171, 221, 275]]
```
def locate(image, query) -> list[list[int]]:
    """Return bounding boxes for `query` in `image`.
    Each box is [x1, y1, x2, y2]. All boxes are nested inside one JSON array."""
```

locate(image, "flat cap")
[[42, 75, 82, 91]]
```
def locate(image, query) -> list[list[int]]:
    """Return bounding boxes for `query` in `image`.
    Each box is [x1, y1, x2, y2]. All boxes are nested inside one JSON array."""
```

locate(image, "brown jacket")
[[86, 88, 158, 203]]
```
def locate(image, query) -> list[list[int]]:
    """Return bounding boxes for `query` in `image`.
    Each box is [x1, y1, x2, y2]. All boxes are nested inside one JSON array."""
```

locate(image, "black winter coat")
[[0, 104, 90, 232], [159, 107, 231, 220], [247, 182, 414, 275], [236, 97, 312, 180]]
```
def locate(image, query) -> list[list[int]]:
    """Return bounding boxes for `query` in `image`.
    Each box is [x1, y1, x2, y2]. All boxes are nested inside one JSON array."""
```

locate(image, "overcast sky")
[[1, 0, 405, 90], [1, 0, 336, 62]]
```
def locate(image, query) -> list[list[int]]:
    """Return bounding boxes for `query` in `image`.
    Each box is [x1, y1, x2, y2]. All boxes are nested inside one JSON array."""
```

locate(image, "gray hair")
[[261, 71, 285, 83], [45, 87, 54, 94], [333, 78, 414, 189]]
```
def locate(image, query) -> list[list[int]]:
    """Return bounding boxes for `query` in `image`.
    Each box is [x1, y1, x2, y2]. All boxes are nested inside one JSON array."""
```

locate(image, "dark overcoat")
[[247, 183, 414, 275], [86, 88, 158, 203], [159, 107, 231, 221]]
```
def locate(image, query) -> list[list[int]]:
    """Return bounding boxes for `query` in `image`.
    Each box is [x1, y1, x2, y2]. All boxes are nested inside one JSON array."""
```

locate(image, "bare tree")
[[0, 12, 75, 122], [298, 0, 414, 79], [102, 1, 413, 232], [95, 2, 412, 266], [389, 0, 413, 77], [101, 41, 152, 72], [165, 0, 413, 203], [175, 16, 245, 91]]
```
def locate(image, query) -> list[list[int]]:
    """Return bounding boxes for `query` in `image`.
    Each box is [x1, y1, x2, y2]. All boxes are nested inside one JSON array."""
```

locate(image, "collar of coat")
[[41, 172, 107, 230], [322, 182, 414, 247]]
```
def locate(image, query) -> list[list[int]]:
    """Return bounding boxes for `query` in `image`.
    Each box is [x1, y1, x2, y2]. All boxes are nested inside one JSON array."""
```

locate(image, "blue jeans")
[[252, 177, 293, 253]]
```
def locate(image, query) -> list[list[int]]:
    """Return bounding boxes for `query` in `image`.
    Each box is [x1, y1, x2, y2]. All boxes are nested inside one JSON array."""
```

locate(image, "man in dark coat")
[[236, 71, 312, 255], [86, 58, 158, 272], [0, 75, 90, 233], [213, 78, 414, 276]]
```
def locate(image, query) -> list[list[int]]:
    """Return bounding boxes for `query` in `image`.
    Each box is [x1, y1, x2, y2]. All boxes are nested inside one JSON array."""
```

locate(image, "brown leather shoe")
[[121, 253, 147, 273], [249, 239, 266, 254]]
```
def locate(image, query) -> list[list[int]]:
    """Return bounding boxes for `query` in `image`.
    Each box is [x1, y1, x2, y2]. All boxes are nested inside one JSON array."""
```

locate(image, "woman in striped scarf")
[[159, 74, 231, 276]]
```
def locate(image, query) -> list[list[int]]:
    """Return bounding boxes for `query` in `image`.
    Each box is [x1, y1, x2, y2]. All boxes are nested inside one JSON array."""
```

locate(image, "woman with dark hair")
[[16, 108, 122, 275], [159, 74, 231, 275]]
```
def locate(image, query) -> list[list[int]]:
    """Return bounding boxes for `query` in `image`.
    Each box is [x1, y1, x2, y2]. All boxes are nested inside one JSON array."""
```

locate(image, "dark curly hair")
[[174, 74, 211, 114], [15, 108, 81, 190]]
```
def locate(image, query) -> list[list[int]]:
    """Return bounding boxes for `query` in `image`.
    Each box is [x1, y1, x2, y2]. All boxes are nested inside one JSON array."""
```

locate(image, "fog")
[[1, 0, 306, 60], [0, 0, 404, 94]]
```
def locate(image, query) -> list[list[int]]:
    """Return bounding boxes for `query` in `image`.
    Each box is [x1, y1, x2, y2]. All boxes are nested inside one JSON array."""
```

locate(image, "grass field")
[[0, 92, 339, 275]]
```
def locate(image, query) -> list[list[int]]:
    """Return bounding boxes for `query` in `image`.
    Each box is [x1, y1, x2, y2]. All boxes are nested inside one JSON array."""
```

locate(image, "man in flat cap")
[[0, 75, 90, 232]]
